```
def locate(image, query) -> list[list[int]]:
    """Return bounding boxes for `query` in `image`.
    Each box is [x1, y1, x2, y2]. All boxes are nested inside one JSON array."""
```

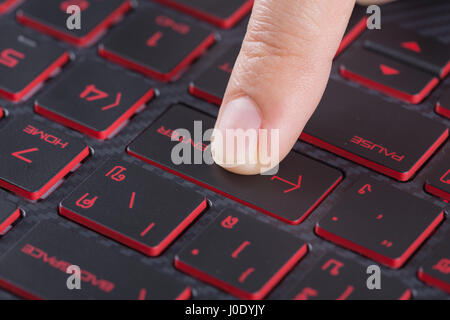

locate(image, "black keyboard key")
[[127, 104, 343, 225], [0, 116, 89, 200], [436, 88, 450, 119], [315, 178, 445, 269], [0, 0, 19, 14], [418, 237, 450, 294], [17, 0, 132, 47], [301, 80, 448, 181], [336, 5, 367, 57], [155, 0, 253, 29], [0, 25, 69, 102], [364, 23, 450, 79], [35, 60, 154, 140], [288, 254, 412, 300], [425, 152, 450, 202], [189, 44, 239, 105], [60, 157, 207, 256], [0, 199, 20, 236], [0, 221, 191, 299], [340, 49, 439, 104], [99, 9, 215, 82], [175, 210, 308, 299]]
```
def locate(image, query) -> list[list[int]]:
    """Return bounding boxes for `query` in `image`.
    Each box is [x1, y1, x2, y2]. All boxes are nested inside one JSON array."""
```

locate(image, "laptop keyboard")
[[0, 0, 448, 300]]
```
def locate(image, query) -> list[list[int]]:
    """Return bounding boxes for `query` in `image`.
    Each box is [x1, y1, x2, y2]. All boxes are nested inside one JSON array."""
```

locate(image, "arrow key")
[[0, 116, 89, 200], [340, 48, 439, 104], [364, 23, 450, 79]]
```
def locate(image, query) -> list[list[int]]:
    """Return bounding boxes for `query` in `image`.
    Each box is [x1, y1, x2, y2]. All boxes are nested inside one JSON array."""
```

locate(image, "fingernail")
[[212, 96, 262, 174], [216, 96, 262, 132]]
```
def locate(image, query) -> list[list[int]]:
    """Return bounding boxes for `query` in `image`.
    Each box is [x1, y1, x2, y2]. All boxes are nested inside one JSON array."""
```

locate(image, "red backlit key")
[[425, 152, 450, 202], [175, 210, 308, 299], [301, 80, 448, 181], [0, 221, 191, 299], [288, 254, 412, 300], [0, 25, 69, 102], [340, 49, 439, 104], [436, 88, 450, 119], [0, 199, 21, 236], [0, 116, 90, 200], [17, 0, 132, 47], [189, 44, 240, 105], [418, 237, 450, 294], [35, 59, 154, 140], [60, 157, 207, 256], [99, 9, 215, 82], [127, 104, 343, 225], [155, 0, 253, 29], [335, 4, 367, 57], [364, 23, 450, 79], [0, 106, 4, 119], [315, 178, 445, 269], [0, 0, 19, 14]]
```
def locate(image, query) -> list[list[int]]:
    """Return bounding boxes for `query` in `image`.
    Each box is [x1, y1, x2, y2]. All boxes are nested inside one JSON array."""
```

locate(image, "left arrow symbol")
[[12, 148, 38, 163], [271, 175, 302, 194]]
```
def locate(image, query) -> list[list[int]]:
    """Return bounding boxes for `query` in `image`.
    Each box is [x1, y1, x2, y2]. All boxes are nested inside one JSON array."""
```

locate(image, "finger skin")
[[213, 0, 356, 174], [212, 0, 393, 175]]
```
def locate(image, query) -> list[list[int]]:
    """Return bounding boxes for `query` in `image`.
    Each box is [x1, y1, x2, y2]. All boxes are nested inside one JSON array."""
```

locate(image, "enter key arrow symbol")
[[271, 175, 302, 194]]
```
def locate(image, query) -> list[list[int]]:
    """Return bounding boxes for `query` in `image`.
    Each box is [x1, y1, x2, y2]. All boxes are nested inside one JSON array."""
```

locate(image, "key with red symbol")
[[155, 0, 253, 29], [425, 152, 450, 202], [418, 237, 450, 294], [99, 9, 215, 82], [288, 254, 411, 300], [340, 49, 439, 104], [0, 116, 89, 200], [35, 59, 154, 140], [0, 0, 19, 14], [315, 177, 445, 269], [175, 210, 308, 299], [17, 0, 132, 47], [0, 107, 4, 120], [335, 4, 367, 57], [0, 221, 191, 299], [436, 87, 450, 119], [301, 80, 448, 182], [60, 157, 207, 256], [127, 104, 343, 224], [364, 23, 450, 79], [189, 44, 240, 106], [0, 25, 69, 102], [0, 198, 21, 236]]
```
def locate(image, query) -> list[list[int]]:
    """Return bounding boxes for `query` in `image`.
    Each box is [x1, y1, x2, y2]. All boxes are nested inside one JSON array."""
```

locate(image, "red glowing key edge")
[[339, 65, 440, 104], [188, 83, 223, 106], [300, 129, 449, 182], [315, 210, 445, 269], [98, 34, 216, 82], [154, 0, 254, 29], [335, 17, 368, 58], [417, 268, 450, 294], [174, 243, 308, 300], [424, 182, 450, 202], [0, 208, 20, 234], [0, 52, 70, 102], [59, 197, 208, 256], [35, 88, 155, 140], [436, 101, 450, 119], [16, 1, 132, 47], [0, 146, 90, 201], [0, 0, 19, 14]]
